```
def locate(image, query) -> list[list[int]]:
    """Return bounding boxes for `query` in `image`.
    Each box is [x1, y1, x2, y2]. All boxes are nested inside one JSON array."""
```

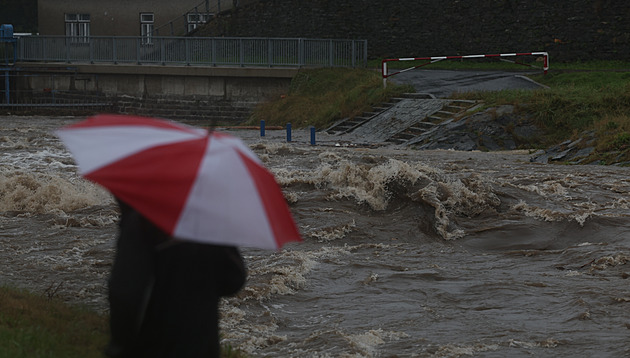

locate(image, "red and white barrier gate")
[[381, 52, 549, 82]]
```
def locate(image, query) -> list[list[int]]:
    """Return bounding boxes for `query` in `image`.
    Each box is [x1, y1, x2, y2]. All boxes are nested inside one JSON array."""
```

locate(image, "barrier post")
[[310, 126, 316, 145], [286, 123, 292, 142], [381, 60, 388, 88], [260, 120, 265, 137]]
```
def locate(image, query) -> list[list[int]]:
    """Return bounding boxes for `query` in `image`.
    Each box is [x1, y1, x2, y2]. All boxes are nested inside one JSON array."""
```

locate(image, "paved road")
[[389, 69, 546, 98]]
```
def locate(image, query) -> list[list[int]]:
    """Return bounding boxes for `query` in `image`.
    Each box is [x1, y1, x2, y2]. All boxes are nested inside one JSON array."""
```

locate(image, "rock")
[[409, 106, 541, 152]]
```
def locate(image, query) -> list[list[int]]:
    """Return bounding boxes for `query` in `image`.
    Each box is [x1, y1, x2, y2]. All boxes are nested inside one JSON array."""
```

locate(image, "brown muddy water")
[[1, 116, 630, 357]]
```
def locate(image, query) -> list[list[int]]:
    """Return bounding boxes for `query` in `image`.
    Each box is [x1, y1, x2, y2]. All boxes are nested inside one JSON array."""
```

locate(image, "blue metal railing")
[[16, 36, 368, 68]]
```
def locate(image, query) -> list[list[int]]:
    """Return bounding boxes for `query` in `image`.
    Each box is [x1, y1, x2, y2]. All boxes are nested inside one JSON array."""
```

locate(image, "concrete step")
[[396, 93, 436, 99], [385, 99, 480, 144]]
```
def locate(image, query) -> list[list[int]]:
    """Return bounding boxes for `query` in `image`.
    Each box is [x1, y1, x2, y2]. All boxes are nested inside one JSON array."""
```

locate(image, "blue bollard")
[[286, 123, 292, 142], [310, 126, 316, 145], [260, 120, 265, 137]]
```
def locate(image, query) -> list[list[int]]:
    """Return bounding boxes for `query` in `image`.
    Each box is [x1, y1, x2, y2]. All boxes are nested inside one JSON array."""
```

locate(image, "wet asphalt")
[[388, 69, 546, 98]]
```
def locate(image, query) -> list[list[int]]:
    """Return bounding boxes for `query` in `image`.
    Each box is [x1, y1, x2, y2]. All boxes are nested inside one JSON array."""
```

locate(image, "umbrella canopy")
[[56, 114, 302, 250]]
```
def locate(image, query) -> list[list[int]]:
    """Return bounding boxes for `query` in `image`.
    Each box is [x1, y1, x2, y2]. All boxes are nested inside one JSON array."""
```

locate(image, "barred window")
[[65, 13, 90, 43], [140, 13, 154, 44], [187, 13, 212, 33]]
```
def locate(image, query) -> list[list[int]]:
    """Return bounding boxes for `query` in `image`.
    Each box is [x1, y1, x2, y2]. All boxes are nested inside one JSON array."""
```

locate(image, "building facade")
[[37, 0, 233, 39]]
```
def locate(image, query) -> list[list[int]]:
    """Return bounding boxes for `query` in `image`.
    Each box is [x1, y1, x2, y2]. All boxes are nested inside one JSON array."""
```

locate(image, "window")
[[187, 13, 212, 32], [140, 13, 154, 44], [65, 13, 90, 43]]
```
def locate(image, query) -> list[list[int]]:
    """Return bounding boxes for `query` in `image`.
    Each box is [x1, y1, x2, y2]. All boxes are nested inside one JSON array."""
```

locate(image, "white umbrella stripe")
[[174, 142, 277, 249], [56, 126, 206, 174]]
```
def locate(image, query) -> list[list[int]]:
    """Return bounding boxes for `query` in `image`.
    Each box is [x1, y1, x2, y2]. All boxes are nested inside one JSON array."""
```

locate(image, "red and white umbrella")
[[56, 114, 302, 250]]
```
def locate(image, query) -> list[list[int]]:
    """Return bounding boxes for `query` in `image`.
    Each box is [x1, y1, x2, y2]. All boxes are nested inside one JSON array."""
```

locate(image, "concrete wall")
[[38, 0, 231, 37], [18, 63, 293, 97], [15, 63, 295, 122], [197, 0, 630, 62]]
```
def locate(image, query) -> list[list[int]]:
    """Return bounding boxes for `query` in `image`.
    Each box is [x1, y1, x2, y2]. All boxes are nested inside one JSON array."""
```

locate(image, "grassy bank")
[[0, 286, 108, 358], [250, 62, 630, 164], [453, 70, 630, 163], [248, 67, 413, 128], [0, 286, 247, 358]]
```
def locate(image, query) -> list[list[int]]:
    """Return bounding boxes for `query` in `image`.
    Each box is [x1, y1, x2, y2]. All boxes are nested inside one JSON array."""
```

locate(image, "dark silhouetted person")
[[105, 199, 247, 358]]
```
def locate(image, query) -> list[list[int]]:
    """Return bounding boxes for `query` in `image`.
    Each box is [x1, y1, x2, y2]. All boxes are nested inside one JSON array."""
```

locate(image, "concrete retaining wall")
[[13, 63, 296, 122]]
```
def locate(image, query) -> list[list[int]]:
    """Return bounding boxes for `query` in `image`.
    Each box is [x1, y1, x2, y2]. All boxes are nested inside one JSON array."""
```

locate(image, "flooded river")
[[1, 116, 629, 357]]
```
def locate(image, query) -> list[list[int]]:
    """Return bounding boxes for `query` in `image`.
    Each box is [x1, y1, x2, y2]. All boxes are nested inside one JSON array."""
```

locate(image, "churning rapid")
[[1, 116, 629, 357]]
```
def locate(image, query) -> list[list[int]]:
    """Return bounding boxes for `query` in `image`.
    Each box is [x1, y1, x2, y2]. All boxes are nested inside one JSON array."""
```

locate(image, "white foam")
[[0, 169, 112, 214]]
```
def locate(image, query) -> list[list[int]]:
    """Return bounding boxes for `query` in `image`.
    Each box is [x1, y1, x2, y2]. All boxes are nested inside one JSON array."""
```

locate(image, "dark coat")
[[106, 200, 247, 358]]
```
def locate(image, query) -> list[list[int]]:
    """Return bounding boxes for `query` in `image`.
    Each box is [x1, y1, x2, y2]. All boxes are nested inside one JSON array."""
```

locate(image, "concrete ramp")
[[327, 95, 479, 145], [351, 98, 445, 142]]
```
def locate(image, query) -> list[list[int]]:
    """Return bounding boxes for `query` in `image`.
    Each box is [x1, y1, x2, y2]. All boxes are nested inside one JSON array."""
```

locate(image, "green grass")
[[0, 286, 108, 358], [248, 67, 413, 129], [0, 286, 248, 358]]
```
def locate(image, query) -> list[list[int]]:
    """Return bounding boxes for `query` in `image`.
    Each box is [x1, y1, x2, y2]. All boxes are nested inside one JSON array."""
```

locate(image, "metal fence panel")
[[186, 38, 212, 65], [16, 36, 367, 68], [271, 39, 300, 66], [213, 38, 239, 65], [303, 39, 330, 66]]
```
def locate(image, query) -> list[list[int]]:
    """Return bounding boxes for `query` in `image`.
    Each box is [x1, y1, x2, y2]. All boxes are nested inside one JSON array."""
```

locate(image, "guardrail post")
[[89, 38, 94, 64], [382, 60, 387, 88], [286, 123, 292, 142]]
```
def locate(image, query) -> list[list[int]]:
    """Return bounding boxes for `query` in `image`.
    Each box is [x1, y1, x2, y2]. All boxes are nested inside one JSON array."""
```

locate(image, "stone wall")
[[197, 0, 630, 62]]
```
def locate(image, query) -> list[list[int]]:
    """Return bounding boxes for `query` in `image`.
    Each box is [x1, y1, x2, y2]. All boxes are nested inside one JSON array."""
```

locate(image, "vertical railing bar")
[[329, 39, 333, 67], [186, 37, 190, 65], [299, 38, 304, 67], [161, 37, 165, 65], [113, 37, 118, 64], [239, 38, 243, 67], [211, 37, 216, 66], [268, 38, 272, 67], [89, 38, 94, 64], [66, 37, 70, 63]]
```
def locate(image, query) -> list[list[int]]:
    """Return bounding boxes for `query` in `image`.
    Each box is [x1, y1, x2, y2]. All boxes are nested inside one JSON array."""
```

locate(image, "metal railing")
[[16, 36, 368, 68]]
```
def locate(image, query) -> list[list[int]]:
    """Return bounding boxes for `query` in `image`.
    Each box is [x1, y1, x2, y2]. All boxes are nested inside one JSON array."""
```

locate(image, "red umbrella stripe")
[[239, 151, 302, 248], [85, 136, 208, 236]]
